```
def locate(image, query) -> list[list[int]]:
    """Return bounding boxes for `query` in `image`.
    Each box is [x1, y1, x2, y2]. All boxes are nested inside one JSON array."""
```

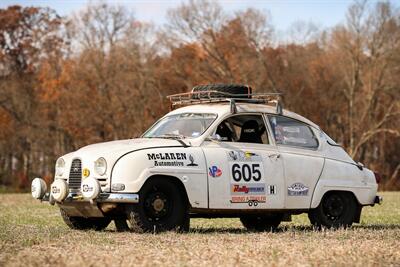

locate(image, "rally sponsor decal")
[[82, 184, 94, 193], [287, 182, 309, 196], [231, 184, 265, 195], [230, 196, 266, 206], [187, 154, 198, 166], [209, 166, 222, 177], [147, 152, 198, 167], [51, 186, 60, 194], [228, 151, 262, 161], [228, 150, 266, 206]]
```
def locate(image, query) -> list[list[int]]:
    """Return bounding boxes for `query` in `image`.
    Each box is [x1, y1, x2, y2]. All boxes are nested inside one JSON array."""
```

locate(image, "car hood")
[[76, 138, 186, 157]]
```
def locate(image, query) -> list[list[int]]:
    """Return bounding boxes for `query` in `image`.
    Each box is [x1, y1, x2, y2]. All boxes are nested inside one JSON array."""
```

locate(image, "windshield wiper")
[[157, 133, 187, 139], [157, 134, 190, 147]]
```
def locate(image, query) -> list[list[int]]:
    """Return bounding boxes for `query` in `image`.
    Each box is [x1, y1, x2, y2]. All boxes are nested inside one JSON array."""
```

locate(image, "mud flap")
[[354, 206, 362, 223]]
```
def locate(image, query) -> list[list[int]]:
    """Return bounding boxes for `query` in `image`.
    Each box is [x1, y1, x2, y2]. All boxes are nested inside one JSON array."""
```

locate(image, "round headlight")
[[94, 157, 107, 176], [55, 158, 65, 176]]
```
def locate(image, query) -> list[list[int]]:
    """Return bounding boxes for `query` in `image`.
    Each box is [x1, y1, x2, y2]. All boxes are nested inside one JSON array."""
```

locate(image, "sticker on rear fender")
[[287, 183, 309, 196]]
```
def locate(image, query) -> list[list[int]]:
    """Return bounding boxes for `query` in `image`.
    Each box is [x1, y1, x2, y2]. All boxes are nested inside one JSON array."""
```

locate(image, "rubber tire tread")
[[308, 191, 358, 229], [60, 209, 111, 231]]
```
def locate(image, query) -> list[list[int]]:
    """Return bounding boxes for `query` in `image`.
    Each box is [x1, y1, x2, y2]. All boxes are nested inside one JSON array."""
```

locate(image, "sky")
[[0, 0, 397, 32]]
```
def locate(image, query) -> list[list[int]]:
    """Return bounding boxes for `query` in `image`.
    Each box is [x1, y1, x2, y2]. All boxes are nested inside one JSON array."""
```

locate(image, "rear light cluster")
[[374, 172, 382, 184]]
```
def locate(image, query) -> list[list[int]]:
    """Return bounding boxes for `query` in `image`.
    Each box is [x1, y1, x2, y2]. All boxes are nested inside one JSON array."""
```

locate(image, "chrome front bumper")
[[41, 192, 139, 205]]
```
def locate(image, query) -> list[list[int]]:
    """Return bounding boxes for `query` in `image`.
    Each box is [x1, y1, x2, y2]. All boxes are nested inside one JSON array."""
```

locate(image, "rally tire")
[[192, 84, 252, 99], [240, 213, 282, 232], [60, 209, 111, 231], [127, 178, 190, 233], [308, 191, 358, 229]]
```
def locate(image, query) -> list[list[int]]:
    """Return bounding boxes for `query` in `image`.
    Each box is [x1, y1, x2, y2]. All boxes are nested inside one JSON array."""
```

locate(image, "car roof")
[[167, 103, 320, 129]]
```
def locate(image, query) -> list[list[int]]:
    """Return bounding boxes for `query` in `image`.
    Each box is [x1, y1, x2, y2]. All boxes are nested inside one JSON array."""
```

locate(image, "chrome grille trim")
[[68, 159, 82, 190]]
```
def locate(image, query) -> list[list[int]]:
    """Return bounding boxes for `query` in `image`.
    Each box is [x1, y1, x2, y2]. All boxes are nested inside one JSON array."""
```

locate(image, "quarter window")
[[268, 116, 318, 149]]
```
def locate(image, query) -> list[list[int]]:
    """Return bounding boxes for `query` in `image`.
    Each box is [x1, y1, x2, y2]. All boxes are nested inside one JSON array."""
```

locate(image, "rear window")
[[268, 115, 319, 149]]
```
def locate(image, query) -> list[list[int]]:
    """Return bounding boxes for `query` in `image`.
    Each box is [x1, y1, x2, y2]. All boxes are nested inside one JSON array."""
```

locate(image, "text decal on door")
[[227, 151, 266, 206]]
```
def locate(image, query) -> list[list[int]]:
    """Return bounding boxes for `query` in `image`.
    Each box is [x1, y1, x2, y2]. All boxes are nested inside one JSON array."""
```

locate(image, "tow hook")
[[374, 195, 383, 205]]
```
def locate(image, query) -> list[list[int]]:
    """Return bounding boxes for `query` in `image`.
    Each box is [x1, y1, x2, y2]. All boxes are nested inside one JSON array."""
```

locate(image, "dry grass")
[[0, 192, 399, 267]]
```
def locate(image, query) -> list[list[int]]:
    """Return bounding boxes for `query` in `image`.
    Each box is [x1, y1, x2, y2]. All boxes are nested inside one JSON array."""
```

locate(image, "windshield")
[[143, 113, 217, 139]]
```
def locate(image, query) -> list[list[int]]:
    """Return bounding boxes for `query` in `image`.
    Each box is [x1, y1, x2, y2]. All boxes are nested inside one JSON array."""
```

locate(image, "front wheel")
[[308, 191, 358, 229], [127, 178, 189, 233], [240, 213, 282, 232], [60, 209, 111, 230]]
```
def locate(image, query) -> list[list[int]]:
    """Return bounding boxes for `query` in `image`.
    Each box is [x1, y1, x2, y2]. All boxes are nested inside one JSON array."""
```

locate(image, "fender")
[[111, 147, 208, 209], [310, 158, 378, 208]]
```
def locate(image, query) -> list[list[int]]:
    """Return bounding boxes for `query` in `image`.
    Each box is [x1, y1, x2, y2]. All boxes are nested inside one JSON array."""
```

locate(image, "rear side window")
[[268, 115, 318, 149]]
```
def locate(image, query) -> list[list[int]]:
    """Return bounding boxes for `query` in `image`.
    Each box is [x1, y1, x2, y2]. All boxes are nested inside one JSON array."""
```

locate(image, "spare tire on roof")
[[191, 84, 252, 99]]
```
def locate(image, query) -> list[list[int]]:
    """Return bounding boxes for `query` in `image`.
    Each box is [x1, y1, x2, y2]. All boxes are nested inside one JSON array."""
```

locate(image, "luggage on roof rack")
[[166, 84, 283, 114]]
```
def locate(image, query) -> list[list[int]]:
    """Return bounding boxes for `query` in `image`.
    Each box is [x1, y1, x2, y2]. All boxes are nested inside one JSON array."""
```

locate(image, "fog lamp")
[[81, 177, 101, 200], [50, 179, 69, 202]]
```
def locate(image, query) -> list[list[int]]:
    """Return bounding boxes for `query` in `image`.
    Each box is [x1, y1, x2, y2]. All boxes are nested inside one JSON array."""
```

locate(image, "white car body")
[[32, 86, 383, 232], [40, 102, 379, 216]]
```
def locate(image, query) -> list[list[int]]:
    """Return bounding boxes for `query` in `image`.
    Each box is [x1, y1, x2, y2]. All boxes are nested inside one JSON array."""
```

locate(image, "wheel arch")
[[311, 188, 362, 209], [310, 190, 362, 224], [141, 174, 190, 208]]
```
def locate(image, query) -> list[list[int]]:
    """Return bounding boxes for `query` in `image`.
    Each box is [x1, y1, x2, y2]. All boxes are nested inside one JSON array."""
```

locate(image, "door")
[[202, 114, 285, 209], [268, 115, 325, 209]]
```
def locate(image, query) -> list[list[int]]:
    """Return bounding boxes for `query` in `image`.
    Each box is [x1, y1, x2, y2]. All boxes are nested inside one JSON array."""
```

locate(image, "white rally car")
[[31, 84, 382, 232]]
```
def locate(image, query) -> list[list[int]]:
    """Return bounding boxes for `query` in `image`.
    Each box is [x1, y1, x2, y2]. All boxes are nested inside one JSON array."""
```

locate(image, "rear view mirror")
[[207, 134, 222, 142]]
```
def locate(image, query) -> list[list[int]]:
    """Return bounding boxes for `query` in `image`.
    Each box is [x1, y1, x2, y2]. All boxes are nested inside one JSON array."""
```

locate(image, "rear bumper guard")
[[374, 195, 383, 205]]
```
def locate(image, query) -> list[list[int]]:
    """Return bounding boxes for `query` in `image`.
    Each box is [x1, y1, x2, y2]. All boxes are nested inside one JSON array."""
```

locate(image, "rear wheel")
[[308, 191, 358, 229], [60, 209, 111, 231], [127, 178, 189, 233], [240, 213, 282, 232]]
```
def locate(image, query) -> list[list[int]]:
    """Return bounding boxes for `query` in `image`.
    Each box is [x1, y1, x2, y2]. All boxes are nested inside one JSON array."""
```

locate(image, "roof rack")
[[166, 90, 284, 114]]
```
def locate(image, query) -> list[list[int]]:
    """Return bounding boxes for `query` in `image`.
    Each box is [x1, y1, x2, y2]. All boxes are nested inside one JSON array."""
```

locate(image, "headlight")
[[94, 157, 107, 176], [55, 158, 65, 176]]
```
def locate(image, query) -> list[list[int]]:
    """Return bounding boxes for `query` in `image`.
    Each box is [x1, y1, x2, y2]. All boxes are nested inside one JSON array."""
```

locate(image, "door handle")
[[268, 153, 281, 159]]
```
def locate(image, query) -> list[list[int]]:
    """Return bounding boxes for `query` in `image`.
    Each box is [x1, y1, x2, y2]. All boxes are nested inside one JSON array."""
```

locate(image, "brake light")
[[374, 172, 382, 184]]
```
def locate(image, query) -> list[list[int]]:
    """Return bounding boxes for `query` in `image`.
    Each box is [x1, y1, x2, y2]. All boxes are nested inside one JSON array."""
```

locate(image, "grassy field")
[[0, 192, 399, 267]]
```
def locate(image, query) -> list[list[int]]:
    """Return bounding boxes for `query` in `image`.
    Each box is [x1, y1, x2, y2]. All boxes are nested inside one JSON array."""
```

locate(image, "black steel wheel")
[[128, 178, 189, 233], [308, 191, 358, 229], [240, 213, 282, 232], [60, 209, 111, 231]]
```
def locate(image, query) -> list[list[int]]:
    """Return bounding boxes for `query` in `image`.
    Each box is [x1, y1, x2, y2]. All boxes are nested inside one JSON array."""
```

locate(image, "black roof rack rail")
[[166, 90, 284, 114]]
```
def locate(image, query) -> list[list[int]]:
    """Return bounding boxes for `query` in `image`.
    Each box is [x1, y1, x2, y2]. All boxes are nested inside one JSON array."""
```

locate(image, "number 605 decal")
[[232, 163, 262, 182]]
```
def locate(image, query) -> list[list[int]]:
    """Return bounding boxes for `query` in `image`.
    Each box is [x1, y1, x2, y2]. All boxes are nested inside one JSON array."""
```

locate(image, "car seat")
[[239, 120, 262, 144], [216, 122, 233, 141]]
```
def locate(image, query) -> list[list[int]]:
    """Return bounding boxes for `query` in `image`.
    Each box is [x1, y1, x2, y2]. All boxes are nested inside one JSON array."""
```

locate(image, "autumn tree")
[[0, 5, 65, 188]]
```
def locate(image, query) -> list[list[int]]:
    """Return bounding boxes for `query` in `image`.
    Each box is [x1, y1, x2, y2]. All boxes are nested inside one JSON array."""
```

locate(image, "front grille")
[[68, 159, 82, 190]]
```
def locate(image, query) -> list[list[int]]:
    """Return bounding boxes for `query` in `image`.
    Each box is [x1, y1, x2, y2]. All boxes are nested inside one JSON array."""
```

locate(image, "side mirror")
[[207, 134, 222, 142]]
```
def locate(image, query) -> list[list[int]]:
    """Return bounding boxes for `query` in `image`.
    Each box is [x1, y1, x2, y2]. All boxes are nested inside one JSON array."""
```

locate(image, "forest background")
[[0, 0, 399, 191]]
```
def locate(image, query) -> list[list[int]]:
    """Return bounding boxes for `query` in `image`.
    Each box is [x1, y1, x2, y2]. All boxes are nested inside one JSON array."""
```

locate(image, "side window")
[[215, 114, 269, 144], [268, 115, 318, 149]]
